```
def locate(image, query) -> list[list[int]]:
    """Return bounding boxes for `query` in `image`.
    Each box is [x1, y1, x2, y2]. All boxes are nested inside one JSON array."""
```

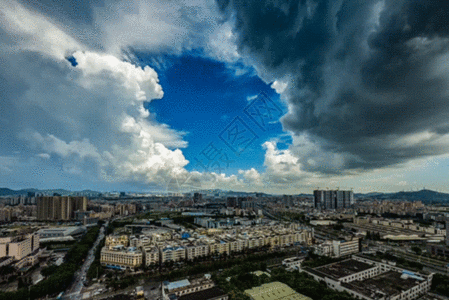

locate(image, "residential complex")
[[37, 196, 87, 221], [100, 245, 143, 270], [314, 190, 354, 210], [100, 224, 313, 270]]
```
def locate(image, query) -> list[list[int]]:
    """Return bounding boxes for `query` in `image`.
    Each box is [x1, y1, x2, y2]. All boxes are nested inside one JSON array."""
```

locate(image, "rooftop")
[[167, 279, 190, 291], [244, 281, 312, 300], [311, 259, 374, 279], [178, 287, 227, 300], [342, 271, 425, 298]]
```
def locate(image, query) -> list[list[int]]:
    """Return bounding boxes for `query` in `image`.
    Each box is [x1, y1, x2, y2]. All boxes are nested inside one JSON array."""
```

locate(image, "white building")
[[303, 256, 433, 300]]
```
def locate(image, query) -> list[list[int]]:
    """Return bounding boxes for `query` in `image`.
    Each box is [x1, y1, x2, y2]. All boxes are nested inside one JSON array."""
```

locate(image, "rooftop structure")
[[245, 282, 312, 300], [37, 226, 86, 238], [167, 279, 191, 291], [342, 271, 428, 299], [310, 259, 374, 280], [303, 255, 433, 300], [178, 287, 228, 300], [164, 276, 215, 299]]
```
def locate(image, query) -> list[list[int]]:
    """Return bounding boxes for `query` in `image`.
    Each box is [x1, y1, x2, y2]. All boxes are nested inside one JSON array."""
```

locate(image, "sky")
[[1, 0, 449, 194]]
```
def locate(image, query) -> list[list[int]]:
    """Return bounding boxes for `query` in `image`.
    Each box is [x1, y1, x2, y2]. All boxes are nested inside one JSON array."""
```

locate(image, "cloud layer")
[[218, 0, 449, 174], [2, 0, 449, 193]]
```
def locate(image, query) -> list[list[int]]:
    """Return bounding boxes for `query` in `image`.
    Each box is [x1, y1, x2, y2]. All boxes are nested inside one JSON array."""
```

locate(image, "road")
[[60, 223, 107, 300]]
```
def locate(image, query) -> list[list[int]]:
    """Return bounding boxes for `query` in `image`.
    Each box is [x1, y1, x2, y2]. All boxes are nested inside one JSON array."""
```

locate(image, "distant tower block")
[[314, 190, 354, 210], [446, 218, 449, 246]]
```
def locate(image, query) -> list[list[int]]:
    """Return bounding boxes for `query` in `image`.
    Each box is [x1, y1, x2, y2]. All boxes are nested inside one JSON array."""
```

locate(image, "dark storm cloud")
[[218, 0, 449, 173]]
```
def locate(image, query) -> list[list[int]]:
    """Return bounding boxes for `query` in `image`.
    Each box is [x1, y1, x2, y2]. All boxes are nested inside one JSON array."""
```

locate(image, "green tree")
[[411, 246, 422, 255]]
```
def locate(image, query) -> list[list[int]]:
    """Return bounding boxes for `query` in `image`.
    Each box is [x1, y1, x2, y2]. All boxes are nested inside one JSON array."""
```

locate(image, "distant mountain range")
[[1, 187, 448, 203], [355, 189, 449, 203], [0, 188, 101, 197]]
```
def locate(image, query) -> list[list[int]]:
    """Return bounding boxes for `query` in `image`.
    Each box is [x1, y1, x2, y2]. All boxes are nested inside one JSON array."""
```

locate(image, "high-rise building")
[[193, 193, 202, 203], [226, 197, 237, 208], [37, 196, 87, 221], [446, 218, 449, 246], [314, 190, 354, 210]]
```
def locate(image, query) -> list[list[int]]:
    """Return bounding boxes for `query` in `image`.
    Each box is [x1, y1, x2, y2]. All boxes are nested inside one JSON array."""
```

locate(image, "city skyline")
[[1, 1, 449, 194]]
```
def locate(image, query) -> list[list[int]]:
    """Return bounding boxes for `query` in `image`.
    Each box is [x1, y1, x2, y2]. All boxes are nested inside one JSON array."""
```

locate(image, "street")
[[59, 223, 107, 300]]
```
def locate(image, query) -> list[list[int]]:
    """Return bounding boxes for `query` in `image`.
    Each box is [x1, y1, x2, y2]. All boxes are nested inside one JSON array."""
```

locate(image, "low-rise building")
[[303, 256, 433, 300], [332, 237, 360, 257], [143, 246, 159, 266], [164, 276, 216, 300], [1, 234, 39, 260], [37, 226, 85, 239], [178, 287, 228, 300], [160, 244, 186, 263], [185, 242, 209, 260], [282, 257, 305, 270], [100, 246, 143, 270]]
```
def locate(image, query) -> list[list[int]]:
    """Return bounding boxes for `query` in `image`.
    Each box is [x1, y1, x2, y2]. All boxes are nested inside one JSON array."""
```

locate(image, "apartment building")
[[8, 237, 32, 260], [185, 242, 209, 260], [0, 234, 39, 261], [312, 237, 360, 258], [100, 246, 142, 270], [0, 207, 12, 222], [100, 224, 314, 268], [105, 235, 129, 248], [314, 190, 354, 210], [446, 218, 449, 246], [143, 246, 159, 266], [37, 196, 87, 221], [160, 245, 186, 263], [333, 238, 360, 258]]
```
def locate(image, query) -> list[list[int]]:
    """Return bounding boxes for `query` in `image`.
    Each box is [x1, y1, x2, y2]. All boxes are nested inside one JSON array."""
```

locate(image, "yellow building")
[[3, 234, 39, 260], [185, 243, 209, 260], [105, 235, 129, 248], [143, 246, 159, 266], [100, 246, 142, 270], [160, 245, 186, 263]]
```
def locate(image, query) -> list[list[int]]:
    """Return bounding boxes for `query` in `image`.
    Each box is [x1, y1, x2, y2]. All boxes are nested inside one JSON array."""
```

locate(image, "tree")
[[411, 246, 422, 255]]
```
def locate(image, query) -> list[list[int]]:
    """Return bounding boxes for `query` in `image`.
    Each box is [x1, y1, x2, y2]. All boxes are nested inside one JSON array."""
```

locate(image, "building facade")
[[100, 246, 142, 270], [314, 190, 354, 210], [37, 196, 87, 221], [0, 234, 39, 261]]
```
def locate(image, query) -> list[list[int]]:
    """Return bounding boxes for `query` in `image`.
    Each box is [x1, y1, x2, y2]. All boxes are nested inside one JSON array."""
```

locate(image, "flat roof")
[[311, 259, 374, 279], [245, 281, 312, 300], [178, 287, 227, 300], [167, 279, 190, 291], [342, 271, 424, 298]]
